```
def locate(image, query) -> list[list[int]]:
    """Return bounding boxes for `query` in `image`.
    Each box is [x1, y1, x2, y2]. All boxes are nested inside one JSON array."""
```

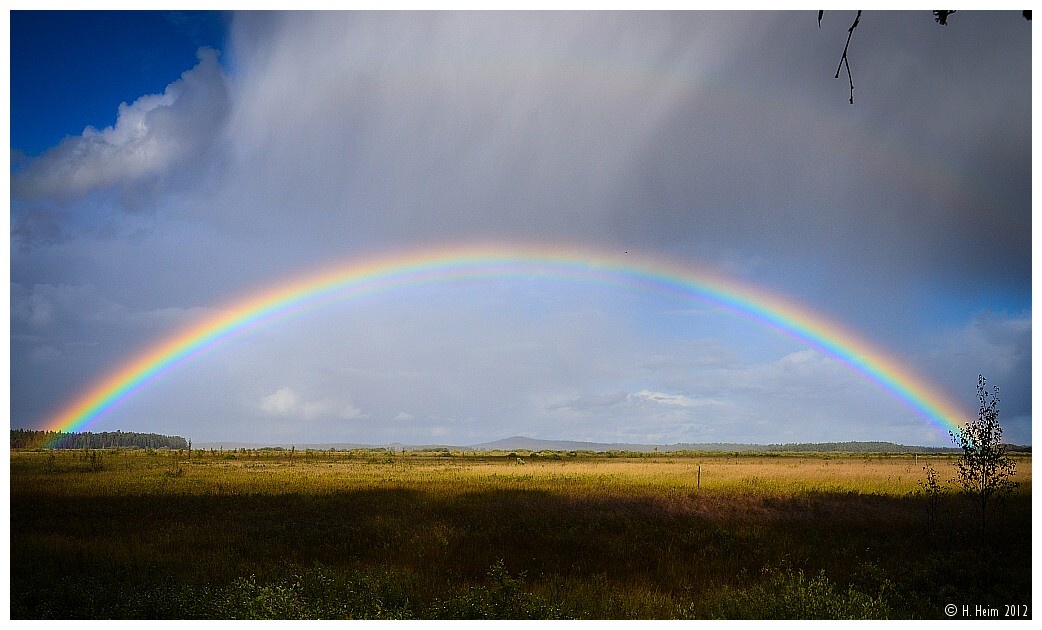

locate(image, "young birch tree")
[[948, 375, 1018, 543]]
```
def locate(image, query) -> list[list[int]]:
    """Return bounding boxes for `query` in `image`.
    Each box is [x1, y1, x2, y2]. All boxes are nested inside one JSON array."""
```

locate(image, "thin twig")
[[834, 10, 862, 104]]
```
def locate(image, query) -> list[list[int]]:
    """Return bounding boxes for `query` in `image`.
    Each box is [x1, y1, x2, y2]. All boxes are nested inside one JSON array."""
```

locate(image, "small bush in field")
[[217, 567, 415, 620], [916, 464, 947, 535], [713, 563, 894, 619], [430, 559, 568, 619]]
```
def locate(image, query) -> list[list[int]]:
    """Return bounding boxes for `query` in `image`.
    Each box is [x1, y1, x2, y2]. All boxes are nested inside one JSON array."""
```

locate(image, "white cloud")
[[12, 47, 229, 203], [778, 349, 818, 365], [339, 401, 365, 420], [545, 392, 628, 411], [629, 389, 705, 408], [259, 386, 366, 422], [260, 387, 299, 416], [549, 389, 714, 412]]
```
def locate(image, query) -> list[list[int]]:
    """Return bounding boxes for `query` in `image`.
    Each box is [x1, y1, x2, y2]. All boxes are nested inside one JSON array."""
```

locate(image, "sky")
[[7, 9, 1032, 447]]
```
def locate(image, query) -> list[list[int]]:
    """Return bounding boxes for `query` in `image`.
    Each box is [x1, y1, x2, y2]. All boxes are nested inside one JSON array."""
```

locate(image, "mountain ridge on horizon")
[[188, 434, 1007, 453]]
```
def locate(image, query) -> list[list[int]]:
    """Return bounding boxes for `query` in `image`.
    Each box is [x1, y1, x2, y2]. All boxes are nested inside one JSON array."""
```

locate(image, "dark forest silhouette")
[[10, 428, 188, 450]]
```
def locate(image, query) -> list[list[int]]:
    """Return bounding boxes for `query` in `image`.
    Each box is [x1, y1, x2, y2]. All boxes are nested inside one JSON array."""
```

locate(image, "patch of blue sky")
[[10, 10, 229, 156]]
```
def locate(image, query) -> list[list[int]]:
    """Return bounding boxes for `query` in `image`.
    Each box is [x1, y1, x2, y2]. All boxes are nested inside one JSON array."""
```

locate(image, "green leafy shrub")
[[713, 564, 893, 619], [430, 559, 569, 619]]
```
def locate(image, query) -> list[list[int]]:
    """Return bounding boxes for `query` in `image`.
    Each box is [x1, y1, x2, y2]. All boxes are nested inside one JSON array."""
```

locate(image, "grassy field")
[[9, 447, 1032, 619]]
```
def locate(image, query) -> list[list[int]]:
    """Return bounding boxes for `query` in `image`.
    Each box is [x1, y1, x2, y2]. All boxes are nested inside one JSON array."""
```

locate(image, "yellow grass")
[[9, 449, 1032, 619], [15, 449, 1030, 499]]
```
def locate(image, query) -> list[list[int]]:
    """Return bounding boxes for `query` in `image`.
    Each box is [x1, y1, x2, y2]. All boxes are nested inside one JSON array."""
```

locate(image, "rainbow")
[[43, 243, 968, 441]]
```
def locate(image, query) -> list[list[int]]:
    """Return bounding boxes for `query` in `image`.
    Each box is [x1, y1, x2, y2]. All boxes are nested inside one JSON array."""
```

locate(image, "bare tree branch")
[[820, 10, 1030, 104], [833, 11, 862, 105]]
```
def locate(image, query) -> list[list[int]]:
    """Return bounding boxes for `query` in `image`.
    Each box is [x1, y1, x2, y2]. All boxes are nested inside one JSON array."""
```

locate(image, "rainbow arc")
[[44, 244, 969, 442]]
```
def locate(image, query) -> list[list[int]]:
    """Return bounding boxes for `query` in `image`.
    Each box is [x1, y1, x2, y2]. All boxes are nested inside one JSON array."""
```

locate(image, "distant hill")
[[32, 432, 1028, 454], [470, 436, 652, 452], [468, 436, 973, 454], [193, 441, 380, 451]]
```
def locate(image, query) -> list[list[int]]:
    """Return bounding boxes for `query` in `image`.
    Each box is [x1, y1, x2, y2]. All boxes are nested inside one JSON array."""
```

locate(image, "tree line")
[[10, 428, 188, 450]]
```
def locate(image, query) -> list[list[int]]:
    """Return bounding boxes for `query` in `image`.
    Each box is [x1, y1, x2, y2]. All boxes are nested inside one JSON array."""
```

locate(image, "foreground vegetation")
[[9, 447, 1031, 619]]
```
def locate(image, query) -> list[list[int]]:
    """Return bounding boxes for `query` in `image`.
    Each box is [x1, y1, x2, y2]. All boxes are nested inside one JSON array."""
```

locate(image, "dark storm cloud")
[[208, 11, 1031, 316], [18, 11, 1027, 308]]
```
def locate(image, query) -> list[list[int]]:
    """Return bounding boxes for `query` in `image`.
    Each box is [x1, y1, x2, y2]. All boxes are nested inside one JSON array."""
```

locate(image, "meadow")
[[9, 447, 1032, 619]]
